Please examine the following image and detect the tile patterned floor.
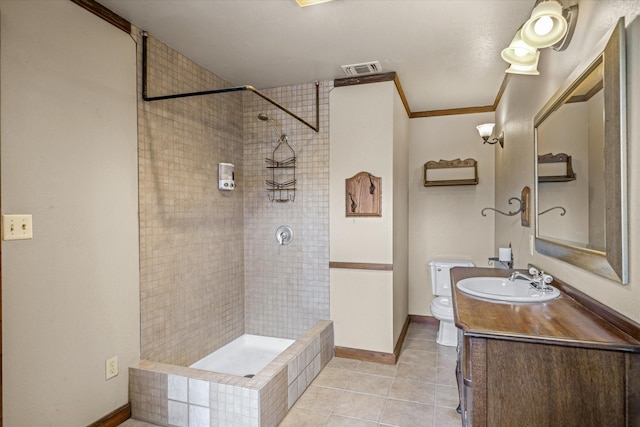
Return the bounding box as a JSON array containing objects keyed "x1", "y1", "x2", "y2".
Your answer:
[
  {"x1": 120, "y1": 321, "x2": 461, "y2": 427},
  {"x1": 279, "y1": 321, "x2": 461, "y2": 427}
]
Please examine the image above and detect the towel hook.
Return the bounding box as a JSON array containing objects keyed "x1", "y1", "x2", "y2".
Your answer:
[
  {"x1": 539, "y1": 206, "x2": 567, "y2": 216},
  {"x1": 481, "y1": 186, "x2": 530, "y2": 227},
  {"x1": 481, "y1": 197, "x2": 525, "y2": 217}
]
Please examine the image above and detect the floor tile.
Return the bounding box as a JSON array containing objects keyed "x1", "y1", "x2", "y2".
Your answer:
[
  {"x1": 436, "y1": 347, "x2": 458, "y2": 369},
  {"x1": 278, "y1": 321, "x2": 462, "y2": 426},
  {"x1": 388, "y1": 378, "x2": 436, "y2": 405},
  {"x1": 434, "y1": 405, "x2": 463, "y2": 427},
  {"x1": 119, "y1": 421, "x2": 162, "y2": 427},
  {"x1": 343, "y1": 372, "x2": 393, "y2": 396},
  {"x1": 279, "y1": 407, "x2": 330, "y2": 426},
  {"x1": 395, "y1": 362, "x2": 437, "y2": 384},
  {"x1": 356, "y1": 360, "x2": 397, "y2": 377},
  {"x1": 327, "y1": 357, "x2": 361, "y2": 371},
  {"x1": 294, "y1": 385, "x2": 344, "y2": 412},
  {"x1": 397, "y1": 348, "x2": 437, "y2": 365},
  {"x1": 380, "y1": 398, "x2": 434, "y2": 427},
  {"x1": 332, "y1": 391, "x2": 386, "y2": 421},
  {"x1": 435, "y1": 384, "x2": 459, "y2": 408},
  {"x1": 436, "y1": 366, "x2": 457, "y2": 386},
  {"x1": 323, "y1": 415, "x2": 380, "y2": 426},
  {"x1": 402, "y1": 338, "x2": 439, "y2": 352},
  {"x1": 313, "y1": 367, "x2": 356, "y2": 389}
]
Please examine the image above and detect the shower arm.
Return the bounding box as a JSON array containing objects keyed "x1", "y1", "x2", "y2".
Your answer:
[{"x1": 141, "y1": 31, "x2": 319, "y2": 133}]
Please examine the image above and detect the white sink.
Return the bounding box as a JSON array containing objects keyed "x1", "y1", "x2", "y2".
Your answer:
[{"x1": 456, "y1": 277, "x2": 560, "y2": 303}]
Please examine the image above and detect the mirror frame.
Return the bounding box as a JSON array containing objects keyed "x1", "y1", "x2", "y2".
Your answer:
[{"x1": 534, "y1": 18, "x2": 628, "y2": 284}]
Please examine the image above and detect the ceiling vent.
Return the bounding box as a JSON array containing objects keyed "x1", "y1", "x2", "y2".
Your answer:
[{"x1": 341, "y1": 61, "x2": 382, "y2": 77}]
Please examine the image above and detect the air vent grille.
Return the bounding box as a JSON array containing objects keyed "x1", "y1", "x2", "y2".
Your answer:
[{"x1": 341, "y1": 61, "x2": 382, "y2": 77}]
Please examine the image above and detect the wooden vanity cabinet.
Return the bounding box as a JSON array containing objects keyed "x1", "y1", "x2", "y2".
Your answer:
[{"x1": 452, "y1": 267, "x2": 640, "y2": 427}]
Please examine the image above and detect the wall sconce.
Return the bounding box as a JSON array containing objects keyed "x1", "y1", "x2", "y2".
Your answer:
[{"x1": 476, "y1": 123, "x2": 504, "y2": 148}]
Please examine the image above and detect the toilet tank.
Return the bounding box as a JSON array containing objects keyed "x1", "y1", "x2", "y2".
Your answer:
[{"x1": 429, "y1": 259, "x2": 475, "y2": 296}]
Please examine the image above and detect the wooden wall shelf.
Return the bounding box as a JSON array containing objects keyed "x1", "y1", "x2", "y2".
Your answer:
[
  {"x1": 423, "y1": 158, "x2": 478, "y2": 187},
  {"x1": 538, "y1": 153, "x2": 576, "y2": 182}
]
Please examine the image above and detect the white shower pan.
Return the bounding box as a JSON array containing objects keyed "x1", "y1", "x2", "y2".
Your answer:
[{"x1": 190, "y1": 334, "x2": 294, "y2": 377}]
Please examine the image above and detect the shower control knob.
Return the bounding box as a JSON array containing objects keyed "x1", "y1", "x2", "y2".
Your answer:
[{"x1": 275, "y1": 225, "x2": 293, "y2": 245}]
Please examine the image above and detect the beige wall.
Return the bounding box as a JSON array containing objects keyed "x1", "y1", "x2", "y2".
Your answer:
[
  {"x1": 392, "y1": 88, "x2": 410, "y2": 345},
  {"x1": 1, "y1": 1, "x2": 139, "y2": 424},
  {"x1": 329, "y1": 81, "x2": 408, "y2": 353},
  {"x1": 408, "y1": 113, "x2": 496, "y2": 316},
  {"x1": 496, "y1": 1, "x2": 640, "y2": 322},
  {"x1": 330, "y1": 83, "x2": 395, "y2": 264}
]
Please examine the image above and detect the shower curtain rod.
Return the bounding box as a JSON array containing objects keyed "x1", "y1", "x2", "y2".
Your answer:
[{"x1": 141, "y1": 32, "x2": 319, "y2": 133}]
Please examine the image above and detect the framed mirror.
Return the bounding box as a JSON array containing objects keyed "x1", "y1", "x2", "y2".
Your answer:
[{"x1": 534, "y1": 18, "x2": 628, "y2": 284}]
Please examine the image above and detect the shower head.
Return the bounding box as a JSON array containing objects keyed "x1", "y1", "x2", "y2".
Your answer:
[{"x1": 258, "y1": 112, "x2": 285, "y2": 140}]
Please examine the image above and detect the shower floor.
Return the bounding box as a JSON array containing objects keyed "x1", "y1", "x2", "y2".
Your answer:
[{"x1": 189, "y1": 334, "x2": 294, "y2": 377}]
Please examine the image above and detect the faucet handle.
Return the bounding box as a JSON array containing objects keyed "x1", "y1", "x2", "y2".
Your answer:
[
  {"x1": 528, "y1": 267, "x2": 539, "y2": 277},
  {"x1": 542, "y1": 273, "x2": 553, "y2": 284}
]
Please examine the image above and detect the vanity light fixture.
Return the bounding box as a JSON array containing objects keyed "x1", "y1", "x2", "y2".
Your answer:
[
  {"x1": 476, "y1": 123, "x2": 504, "y2": 148},
  {"x1": 505, "y1": 50, "x2": 540, "y2": 75},
  {"x1": 501, "y1": 1, "x2": 578, "y2": 74},
  {"x1": 295, "y1": 0, "x2": 334, "y2": 7},
  {"x1": 501, "y1": 30, "x2": 541, "y2": 75},
  {"x1": 521, "y1": 0, "x2": 568, "y2": 49}
]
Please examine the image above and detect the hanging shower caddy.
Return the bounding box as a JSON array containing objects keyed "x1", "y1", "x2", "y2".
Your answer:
[{"x1": 266, "y1": 135, "x2": 296, "y2": 202}]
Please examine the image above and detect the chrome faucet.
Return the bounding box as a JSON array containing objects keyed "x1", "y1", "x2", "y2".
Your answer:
[{"x1": 509, "y1": 267, "x2": 554, "y2": 291}]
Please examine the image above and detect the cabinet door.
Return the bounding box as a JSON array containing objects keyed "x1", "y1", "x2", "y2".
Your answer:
[{"x1": 486, "y1": 340, "x2": 625, "y2": 426}]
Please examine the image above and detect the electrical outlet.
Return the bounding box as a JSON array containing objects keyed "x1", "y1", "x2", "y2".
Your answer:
[
  {"x1": 2, "y1": 214, "x2": 33, "y2": 240},
  {"x1": 106, "y1": 355, "x2": 118, "y2": 380}
]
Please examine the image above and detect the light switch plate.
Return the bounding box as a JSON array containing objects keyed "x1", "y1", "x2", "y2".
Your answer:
[{"x1": 2, "y1": 214, "x2": 33, "y2": 240}]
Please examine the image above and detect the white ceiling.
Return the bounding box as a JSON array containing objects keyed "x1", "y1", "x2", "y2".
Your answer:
[{"x1": 99, "y1": 0, "x2": 535, "y2": 112}]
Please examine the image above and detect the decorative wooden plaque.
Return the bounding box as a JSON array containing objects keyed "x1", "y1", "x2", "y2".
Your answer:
[
  {"x1": 345, "y1": 172, "x2": 382, "y2": 217},
  {"x1": 423, "y1": 158, "x2": 478, "y2": 187}
]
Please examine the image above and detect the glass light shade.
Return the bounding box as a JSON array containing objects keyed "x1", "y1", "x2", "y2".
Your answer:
[
  {"x1": 296, "y1": 0, "x2": 333, "y2": 6},
  {"x1": 501, "y1": 31, "x2": 538, "y2": 67},
  {"x1": 505, "y1": 50, "x2": 540, "y2": 75},
  {"x1": 476, "y1": 123, "x2": 495, "y2": 138},
  {"x1": 521, "y1": 1, "x2": 568, "y2": 48}
]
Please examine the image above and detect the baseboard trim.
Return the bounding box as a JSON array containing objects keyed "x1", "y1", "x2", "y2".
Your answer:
[
  {"x1": 393, "y1": 316, "x2": 411, "y2": 362},
  {"x1": 87, "y1": 403, "x2": 131, "y2": 427},
  {"x1": 334, "y1": 346, "x2": 396, "y2": 365},
  {"x1": 409, "y1": 315, "x2": 439, "y2": 325},
  {"x1": 335, "y1": 316, "x2": 412, "y2": 365}
]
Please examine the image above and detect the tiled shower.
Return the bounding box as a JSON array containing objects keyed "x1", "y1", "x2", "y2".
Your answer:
[{"x1": 137, "y1": 30, "x2": 331, "y2": 367}]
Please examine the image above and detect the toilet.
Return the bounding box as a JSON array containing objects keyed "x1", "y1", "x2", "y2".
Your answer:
[{"x1": 429, "y1": 259, "x2": 475, "y2": 346}]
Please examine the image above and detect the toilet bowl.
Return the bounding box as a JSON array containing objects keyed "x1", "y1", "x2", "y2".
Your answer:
[
  {"x1": 429, "y1": 259, "x2": 475, "y2": 347},
  {"x1": 430, "y1": 297, "x2": 457, "y2": 346}
]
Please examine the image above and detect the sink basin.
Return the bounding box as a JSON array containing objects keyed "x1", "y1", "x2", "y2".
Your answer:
[{"x1": 456, "y1": 277, "x2": 560, "y2": 303}]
